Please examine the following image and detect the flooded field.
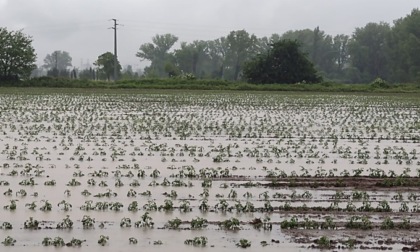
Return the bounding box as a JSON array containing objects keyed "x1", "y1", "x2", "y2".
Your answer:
[{"x1": 0, "y1": 89, "x2": 419, "y2": 251}]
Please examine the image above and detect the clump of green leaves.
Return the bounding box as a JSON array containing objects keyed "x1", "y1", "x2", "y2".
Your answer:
[
  {"x1": 236, "y1": 239, "x2": 251, "y2": 248},
  {"x1": 345, "y1": 215, "x2": 372, "y2": 230},
  {"x1": 184, "y1": 236, "x2": 207, "y2": 246},
  {"x1": 317, "y1": 236, "x2": 331, "y2": 249},
  {"x1": 191, "y1": 217, "x2": 208, "y2": 229},
  {"x1": 2, "y1": 236, "x2": 16, "y2": 246},
  {"x1": 220, "y1": 218, "x2": 240, "y2": 230},
  {"x1": 380, "y1": 216, "x2": 394, "y2": 229}
]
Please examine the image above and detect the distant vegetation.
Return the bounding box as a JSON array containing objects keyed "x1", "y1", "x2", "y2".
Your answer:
[
  {"x1": 1, "y1": 8, "x2": 420, "y2": 85},
  {"x1": 243, "y1": 40, "x2": 322, "y2": 84},
  {"x1": 1, "y1": 76, "x2": 418, "y2": 93}
]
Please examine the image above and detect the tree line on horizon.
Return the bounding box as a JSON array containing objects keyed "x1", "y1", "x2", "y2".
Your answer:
[
  {"x1": 1, "y1": 8, "x2": 419, "y2": 84},
  {"x1": 134, "y1": 8, "x2": 420, "y2": 84}
]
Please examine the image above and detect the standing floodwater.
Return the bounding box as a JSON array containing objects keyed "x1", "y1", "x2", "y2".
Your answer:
[{"x1": 0, "y1": 89, "x2": 419, "y2": 251}]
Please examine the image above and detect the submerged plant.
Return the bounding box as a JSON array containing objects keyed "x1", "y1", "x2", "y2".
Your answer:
[
  {"x1": 250, "y1": 216, "x2": 272, "y2": 231},
  {"x1": 3, "y1": 188, "x2": 12, "y2": 196},
  {"x1": 129, "y1": 237, "x2": 138, "y2": 244},
  {"x1": 127, "y1": 189, "x2": 137, "y2": 197},
  {"x1": 1, "y1": 222, "x2": 12, "y2": 230},
  {"x1": 66, "y1": 178, "x2": 81, "y2": 186},
  {"x1": 120, "y1": 217, "x2": 132, "y2": 227},
  {"x1": 1, "y1": 236, "x2": 16, "y2": 246},
  {"x1": 51, "y1": 237, "x2": 65, "y2": 247},
  {"x1": 220, "y1": 217, "x2": 240, "y2": 231},
  {"x1": 56, "y1": 215, "x2": 73, "y2": 229},
  {"x1": 134, "y1": 212, "x2": 154, "y2": 228},
  {"x1": 3, "y1": 199, "x2": 18, "y2": 210},
  {"x1": 109, "y1": 202, "x2": 123, "y2": 211},
  {"x1": 128, "y1": 200, "x2": 139, "y2": 211},
  {"x1": 236, "y1": 239, "x2": 251, "y2": 248},
  {"x1": 159, "y1": 199, "x2": 174, "y2": 211},
  {"x1": 143, "y1": 200, "x2": 157, "y2": 211},
  {"x1": 24, "y1": 217, "x2": 39, "y2": 229},
  {"x1": 42, "y1": 237, "x2": 53, "y2": 246},
  {"x1": 191, "y1": 217, "x2": 208, "y2": 229},
  {"x1": 321, "y1": 216, "x2": 335, "y2": 230},
  {"x1": 153, "y1": 240, "x2": 163, "y2": 245},
  {"x1": 68, "y1": 238, "x2": 85, "y2": 246},
  {"x1": 15, "y1": 189, "x2": 27, "y2": 197},
  {"x1": 215, "y1": 199, "x2": 231, "y2": 212},
  {"x1": 281, "y1": 216, "x2": 299, "y2": 229},
  {"x1": 345, "y1": 215, "x2": 372, "y2": 230},
  {"x1": 179, "y1": 199, "x2": 191, "y2": 212},
  {"x1": 165, "y1": 217, "x2": 182, "y2": 229},
  {"x1": 57, "y1": 200, "x2": 72, "y2": 211},
  {"x1": 97, "y1": 235, "x2": 109, "y2": 246},
  {"x1": 184, "y1": 236, "x2": 208, "y2": 246},
  {"x1": 81, "y1": 215, "x2": 95, "y2": 228},
  {"x1": 40, "y1": 200, "x2": 52, "y2": 211},
  {"x1": 317, "y1": 236, "x2": 331, "y2": 249},
  {"x1": 380, "y1": 216, "x2": 394, "y2": 230}
]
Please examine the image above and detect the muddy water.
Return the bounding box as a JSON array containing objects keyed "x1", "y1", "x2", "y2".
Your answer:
[{"x1": 0, "y1": 90, "x2": 419, "y2": 251}]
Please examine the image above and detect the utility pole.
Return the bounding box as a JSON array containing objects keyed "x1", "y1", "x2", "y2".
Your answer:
[
  {"x1": 55, "y1": 51, "x2": 58, "y2": 77},
  {"x1": 111, "y1": 19, "x2": 119, "y2": 82},
  {"x1": 55, "y1": 51, "x2": 58, "y2": 70}
]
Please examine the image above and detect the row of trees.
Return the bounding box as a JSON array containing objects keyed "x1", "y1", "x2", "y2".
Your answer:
[
  {"x1": 350, "y1": 9, "x2": 420, "y2": 83},
  {"x1": 134, "y1": 30, "x2": 346, "y2": 81},
  {"x1": 137, "y1": 32, "x2": 261, "y2": 81},
  {"x1": 136, "y1": 9, "x2": 420, "y2": 83},
  {"x1": 1, "y1": 8, "x2": 419, "y2": 83},
  {"x1": 30, "y1": 50, "x2": 138, "y2": 81}
]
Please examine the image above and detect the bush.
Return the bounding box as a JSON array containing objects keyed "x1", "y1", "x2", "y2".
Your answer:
[
  {"x1": 243, "y1": 40, "x2": 322, "y2": 84},
  {"x1": 370, "y1": 78, "x2": 390, "y2": 89}
]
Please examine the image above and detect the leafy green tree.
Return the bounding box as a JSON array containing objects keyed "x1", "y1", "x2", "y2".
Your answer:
[
  {"x1": 332, "y1": 34, "x2": 350, "y2": 73},
  {"x1": 256, "y1": 34, "x2": 281, "y2": 54},
  {"x1": 0, "y1": 27, "x2": 36, "y2": 80},
  {"x1": 94, "y1": 52, "x2": 121, "y2": 81},
  {"x1": 281, "y1": 29, "x2": 315, "y2": 54},
  {"x1": 312, "y1": 27, "x2": 335, "y2": 75},
  {"x1": 164, "y1": 61, "x2": 180, "y2": 77},
  {"x1": 207, "y1": 38, "x2": 229, "y2": 79},
  {"x1": 136, "y1": 34, "x2": 178, "y2": 77},
  {"x1": 225, "y1": 30, "x2": 258, "y2": 80},
  {"x1": 174, "y1": 42, "x2": 194, "y2": 74},
  {"x1": 174, "y1": 40, "x2": 209, "y2": 77},
  {"x1": 388, "y1": 8, "x2": 420, "y2": 82},
  {"x1": 348, "y1": 22, "x2": 391, "y2": 82},
  {"x1": 280, "y1": 28, "x2": 338, "y2": 80},
  {"x1": 43, "y1": 50, "x2": 72, "y2": 77},
  {"x1": 243, "y1": 40, "x2": 322, "y2": 84},
  {"x1": 206, "y1": 33, "x2": 278, "y2": 80}
]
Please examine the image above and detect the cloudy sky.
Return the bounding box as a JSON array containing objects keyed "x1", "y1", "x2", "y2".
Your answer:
[{"x1": 1, "y1": 0, "x2": 418, "y2": 71}]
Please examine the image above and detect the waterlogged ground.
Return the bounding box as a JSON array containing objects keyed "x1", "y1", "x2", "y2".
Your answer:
[{"x1": 0, "y1": 89, "x2": 419, "y2": 251}]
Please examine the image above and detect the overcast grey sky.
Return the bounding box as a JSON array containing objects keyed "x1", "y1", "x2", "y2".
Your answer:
[{"x1": 1, "y1": 0, "x2": 418, "y2": 71}]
